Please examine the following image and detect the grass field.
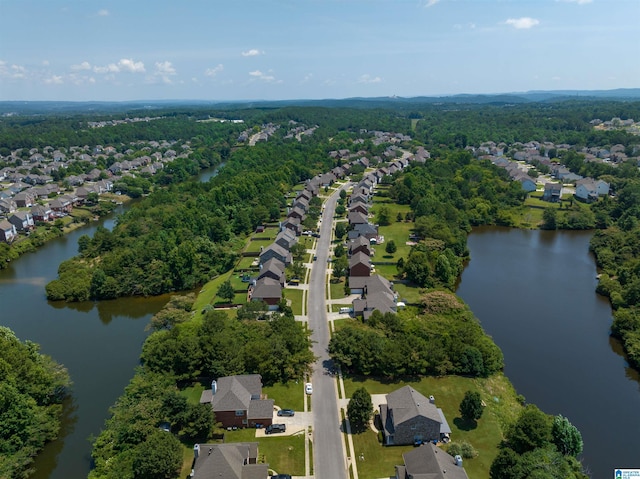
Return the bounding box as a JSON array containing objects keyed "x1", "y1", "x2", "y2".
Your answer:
[
  {"x1": 329, "y1": 279, "x2": 348, "y2": 300},
  {"x1": 284, "y1": 288, "x2": 304, "y2": 315},
  {"x1": 263, "y1": 381, "x2": 305, "y2": 411},
  {"x1": 391, "y1": 283, "x2": 423, "y2": 305},
  {"x1": 351, "y1": 430, "x2": 413, "y2": 479},
  {"x1": 343, "y1": 374, "x2": 522, "y2": 479},
  {"x1": 245, "y1": 238, "x2": 273, "y2": 253},
  {"x1": 376, "y1": 221, "x2": 415, "y2": 261},
  {"x1": 224, "y1": 428, "x2": 306, "y2": 476},
  {"x1": 236, "y1": 256, "x2": 259, "y2": 270}
]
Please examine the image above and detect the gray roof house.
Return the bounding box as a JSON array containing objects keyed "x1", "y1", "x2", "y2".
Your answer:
[
  {"x1": 380, "y1": 386, "x2": 451, "y2": 446},
  {"x1": 542, "y1": 182, "x2": 562, "y2": 202},
  {"x1": 274, "y1": 229, "x2": 297, "y2": 251},
  {"x1": 257, "y1": 258, "x2": 286, "y2": 287},
  {"x1": 348, "y1": 210, "x2": 369, "y2": 226},
  {"x1": 8, "y1": 211, "x2": 34, "y2": 231},
  {"x1": 191, "y1": 442, "x2": 268, "y2": 479},
  {"x1": 395, "y1": 443, "x2": 469, "y2": 479},
  {"x1": 250, "y1": 277, "x2": 283, "y2": 308},
  {"x1": 200, "y1": 375, "x2": 274, "y2": 429},
  {"x1": 259, "y1": 243, "x2": 292, "y2": 266}
]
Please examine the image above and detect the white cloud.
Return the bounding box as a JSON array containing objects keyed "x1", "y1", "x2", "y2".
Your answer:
[
  {"x1": 93, "y1": 58, "x2": 145, "y2": 74},
  {"x1": 118, "y1": 58, "x2": 145, "y2": 73},
  {"x1": 205, "y1": 64, "x2": 224, "y2": 77},
  {"x1": 98, "y1": 9, "x2": 109, "y2": 16},
  {"x1": 42, "y1": 60, "x2": 50, "y2": 66},
  {"x1": 358, "y1": 74, "x2": 382, "y2": 84},
  {"x1": 1, "y1": 62, "x2": 28, "y2": 79},
  {"x1": 423, "y1": 0, "x2": 440, "y2": 7},
  {"x1": 44, "y1": 75, "x2": 63, "y2": 85},
  {"x1": 153, "y1": 61, "x2": 177, "y2": 84},
  {"x1": 504, "y1": 17, "x2": 540, "y2": 29},
  {"x1": 301, "y1": 73, "x2": 313, "y2": 83},
  {"x1": 557, "y1": 0, "x2": 592, "y2": 4},
  {"x1": 241, "y1": 49, "x2": 264, "y2": 57},
  {"x1": 249, "y1": 70, "x2": 279, "y2": 82},
  {"x1": 71, "y1": 61, "x2": 92, "y2": 71}
]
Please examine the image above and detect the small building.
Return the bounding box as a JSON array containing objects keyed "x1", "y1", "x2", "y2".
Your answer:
[
  {"x1": 349, "y1": 251, "x2": 371, "y2": 277},
  {"x1": 249, "y1": 277, "x2": 282, "y2": 309},
  {"x1": 0, "y1": 219, "x2": 17, "y2": 243}
]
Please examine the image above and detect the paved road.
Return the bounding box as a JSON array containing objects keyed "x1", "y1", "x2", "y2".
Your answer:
[{"x1": 308, "y1": 186, "x2": 347, "y2": 479}]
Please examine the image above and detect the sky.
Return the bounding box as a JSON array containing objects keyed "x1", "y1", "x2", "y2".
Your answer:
[{"x1": 0, "y1": 0, "x2": 638, "y2": 102}]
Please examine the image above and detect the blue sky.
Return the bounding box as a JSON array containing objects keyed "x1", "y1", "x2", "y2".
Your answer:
[{"x1": 0, "y1": 0, "x2": 638, "y2": 101}]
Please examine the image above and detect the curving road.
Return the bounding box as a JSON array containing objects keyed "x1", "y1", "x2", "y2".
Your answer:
[{"x1": 308, "y1": 185, "x2": 348, "y2": 479}]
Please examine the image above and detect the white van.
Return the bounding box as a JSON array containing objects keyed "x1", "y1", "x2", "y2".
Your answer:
[{"x1": 339, "y1": 307, "x2": 352, "y2": 314}]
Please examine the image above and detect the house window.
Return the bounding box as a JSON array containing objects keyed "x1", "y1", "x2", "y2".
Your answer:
[{"x1": 235, "y1": 410, "x2": 245, "y2": 416}]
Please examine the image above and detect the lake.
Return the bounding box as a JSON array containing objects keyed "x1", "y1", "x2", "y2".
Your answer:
[{"x1": 457, "y1": 227, "x2": 640, "y2": 478}]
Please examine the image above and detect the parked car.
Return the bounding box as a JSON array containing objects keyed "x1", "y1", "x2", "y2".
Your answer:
[
  {"x1": 265, "y1": 423, "x2": 286, "y2": 434},
  {"x1": 305, "y1": 382, "x2": 313, "y2": 395},
  {"x1": 277, "y1": 409, "x2": 295, "y2": 417},
  {"x1": 271, "y1": 475, "x2": 292, "y2": 479}
]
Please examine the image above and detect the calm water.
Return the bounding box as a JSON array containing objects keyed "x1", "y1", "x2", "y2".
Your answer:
[
  {"x1": 0, "y1": 165, "x2": 222, "y2": 478},
  {"x1": 457, "y1": 227, "x2": 640, "y2": 478}
]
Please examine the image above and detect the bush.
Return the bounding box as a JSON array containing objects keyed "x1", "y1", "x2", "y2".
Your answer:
[{"x1": 447, "y1": 441, "x2": 478, "y2": 459}]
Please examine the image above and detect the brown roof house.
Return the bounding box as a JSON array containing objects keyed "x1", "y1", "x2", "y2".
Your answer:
[
  {"x1": 395, "y1": 443, "x2": 469, "y2": 479},
  {"x1": 348, "y1": 236, "x2": 371, "y2": 257},
  {"x1": 380, "y1": 386, "x2": 451, "y2": 446},
  {"x1": 190, "y1": 442, "x2": 268, "y2": 479},
  {"x1": 349, "y1": 251, "x2": 371, "y2": 277},
  {"x1": 200, "y1": 375, "x2": 274, "y2": 429}
]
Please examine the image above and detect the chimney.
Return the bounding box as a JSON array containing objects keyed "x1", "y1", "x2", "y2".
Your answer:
[
  {"x1": 211, "y1": 380, "x2": 217, "y2": 395},
  {"x1": 194, "y1": 444, "x2": 200, "y2": 459},
  {"x1": 429, "y1": 395, "x2": 435, "y2": 404},
  {"x1": 455, "y1": 455, "x2": 463, "y2": 467}
]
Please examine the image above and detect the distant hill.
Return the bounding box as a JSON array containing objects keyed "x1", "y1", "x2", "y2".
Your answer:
[{"x1": 1, "y1": 89, "x2": 639, "y2": 115}]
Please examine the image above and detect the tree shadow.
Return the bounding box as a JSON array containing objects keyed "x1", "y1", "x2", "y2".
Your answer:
[{"x1": 453, "y1": 417, "x2": 478, "y2": 431}]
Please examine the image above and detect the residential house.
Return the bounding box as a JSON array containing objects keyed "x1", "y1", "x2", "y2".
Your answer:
[
  {"x1": 199, "y1": 375, "x2": 274, "y2": 428},
  {"x1": 259, "y1": 243, "x2": 292, "y2": 266},
  {"x1": 575, "y1": 178, "x2": 610, "y2": 201},
  {"x1": 348, "y1": 210, "x2": 369, "y2": 226},
  {"x1": 348, "y1": 203, "x2": 369, "y2": 216},
  {"x1": 14, "y1": 191, "x2": 36, "y2": 208},
  {"x1": 31, "y1": 204, "x2": 54, "y2": 222},
  {"x1": 249, "y1": 277, "x2": 282, "y2": 309},
  {"x1": 8, "y1": 211, "x2": 34, "y2": 232},
  {"x1": 0, "y1": 199, "x2": 17, "y2": 214},
  {"x1": 274, "y1": 229, "x2": 297, "y2": 251},
  {"x1": 190, "y1": 442, "x2": 268, "y2": 479},
  {"x1": 380, "y1": 386, "x2": 451, "y2": 446},
  {"x1": 542, "y1": 183, "x2": 562, "y2": 202},
  {"x1": 514, "y1": 173, "x2": 537, "y2": 192},
  {"x1": 49, "y1": 196, "x2": 72, "y2": 214},
  {"x1": 281, "y1": 217, "x2": 302, "y2": 236},
  {"x1": 348, "y1": 223, "x2": 378, "y2": 242},
  {"x1": 395, "y1": 443, "x2": 468, "y2": 479},
  {"x1": 287, "y1": 206, "x2": 306, "y2": 221},
  {"x1": 350, "y1": 275, "x2": 397, "y2": 319},
  {"x1": 257, "y1": 258, "x2": 286, "y2": 287},
  {"x1": 349, "y1": 251, "x2": 371, "y2": 277},
  {"x1": 348, "y1": 236, "x2": 371, "y2": 257},
  {"x1": 0, "y1": 219, "x2": 17, "y2": 243}
]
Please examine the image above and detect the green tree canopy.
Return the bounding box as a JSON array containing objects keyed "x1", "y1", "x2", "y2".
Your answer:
[
  {"x1": 459, "y1": 390, "x2": 484, "y2": 422},
  {"x1": 347, "y1": 387, "x2": 373, "y2": 433}
]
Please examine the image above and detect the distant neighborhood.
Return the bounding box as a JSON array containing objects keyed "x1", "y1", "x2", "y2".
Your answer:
[{"x1": 0, "y1": 139, "x2": 193, "y2": 243}]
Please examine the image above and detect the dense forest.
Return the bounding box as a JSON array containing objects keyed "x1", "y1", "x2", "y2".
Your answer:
[{"x1": 0, "y1": 327, "x2": 71, "y2": 479}]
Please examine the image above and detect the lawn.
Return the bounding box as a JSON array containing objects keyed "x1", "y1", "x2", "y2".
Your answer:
[
  {"x1": 263, "y1": 381, "x2": 305, "y2": 411},
  {"x1": 375, "y1": 221, "x2": 415, "y2": 261},
  {"x1": 329, "y1": 279, "x2": 348, "y2": 300},
  {"x1": 224, "y1": 429, "x2": 306, "y2": 476},
  {"x1": 371, "y1": 263, "x2": 399, "y2": 280},
  {"x1": 351, "y1": 429, "x2": 413, "y2": 479},
  {"x1": 284, "y1": 288, "x2": 304, "y2": 315},
  {"x1": 192, "y1": 271, "x2": 234, "y2": 319},
  {"x1": 342, "y1": 374, "x2": 522, "y2": 479},
  {"x1": 391, "y1": 282, "x2": 423, "y2": 305},
  {"x1": 245, "y1": 238, "x2": 272, "y2": 253},
  {"x1": 180, "y1": 383, "x2": 205, "y2": 405},
  {"x1": 236, "y1": 256, "x2": 259, "y2": 270}
]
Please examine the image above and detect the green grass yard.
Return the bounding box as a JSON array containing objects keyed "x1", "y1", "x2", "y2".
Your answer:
[
  {"x1": 343, "y1": 374, "x2": 522, "y2": 479},
  {"x1": 284, "y1": 288, "x2": 304, "y2": 315},
  {"x1": 263, "y1": 382, "x2": 305, "y2": 411},
  {"x1": 329, "y1": 279, "x2": 348, "y2": 300}
]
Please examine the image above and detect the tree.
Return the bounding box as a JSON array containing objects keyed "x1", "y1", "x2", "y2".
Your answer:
[
  {"x1": 217, "y1": 280, "x2": 235, "y2": 303},
  {"x1": 335, "y1": 222, "x2": 347, "y2": 240},
  {"x1": 132, "y1": 430, "x2": 182, "y2": 479},
  {"x1": 459, "y1": 390, "x2": 483, "y2": 421},
  {"x1": 340, "y1": 189, "x2": 347, "y2": 200},
  {"x1": 396, "y1": 212, "x2": 403, "y2": 222},
  {"x1": 542, "y1": 207, "x2": 557, "y2": 230},
  {"x1": 551, "y1": 415, "x2": 583, "y2": 457},
  {"x1": 332, "y1": 256, "x2": 349, "y2": 280},
  {"x1": 290, "y1": 242, "x2": 307, "y2": 261},
  {"x1": 347, "y1": 387, "x2": 373, "y2": 433},
  {"x1": 506, "y1": 404, "x2": 553, "y2": 454},
  {"x1": 334, "y1": 243, "x2": 345, "y2": 258},
  {"x1": 377, "y1": 205, "x2": 391, "y2": 226},
  {"x1": 385, "y1": 240, "x2": 397, "y2": 255}
]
